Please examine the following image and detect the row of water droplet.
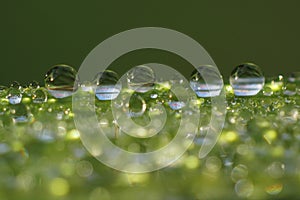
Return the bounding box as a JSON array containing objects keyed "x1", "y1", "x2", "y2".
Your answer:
[{"x1": 1, "y1": 63, "x2": 299, "y2": 104}]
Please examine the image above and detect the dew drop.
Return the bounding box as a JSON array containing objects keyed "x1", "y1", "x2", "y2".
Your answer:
[
  {"x1": 10, "y1": 104, "x2": 30, "y2": 123},
  {"x1": 7, "y1": 88, "x2": 22, "y2": 104},
  {"x1": 231, "y1": 164, "x2": 248, "y2": 182},
  {"x1": 127, "y1": 65, "x2": 155, "y2": 93},
  {"x1": 94, "y1": 70, "x2": 121, "y2": 100},
  {"x1": 283, "y1": 83, "x2": 296, "y2": 96},
  {"x1": 230, "y1": 63, "x2": 265, "y2": 96},
  {"x1": 235, "y1": 179, "x2": 254, "y2": 198},
  {"x1": 10, "y1": 81, "x2": 22, "y2": 90},
  {"x1": 32, "y1": 88, "x2": 48, "y2": 103},
  {"x1": 168, "y1": 101, "x2": 186, "y2": 110},
  {"x1": 44, "y1": 64, "x2": 78, "y2": 98},
  {"x1": 263, "y1": 86, "x2": 273, "y2": 96},
  {"x1": 0, "y1": 85, "x2": 8, "y2": 98},
  {"x1": 29, "y1": 80, "x2": 40, "y2": 89},
  {"x1": 127, "y1": 94, "x2": 146, "y2": 117},
  {"x1": 288, "y1": 71, "x2": 300, "y2": 83},
  {"x1": 190, "y1": 65, "x2": 223, "y2": 97},
  {"x1": 265, "y1": 75, "x2": 284, "y2": 92}
]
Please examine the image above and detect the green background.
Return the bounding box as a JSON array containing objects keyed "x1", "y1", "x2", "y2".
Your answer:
[{"x1": 1, "y1": 0, "x2": 299, "y2": 86}]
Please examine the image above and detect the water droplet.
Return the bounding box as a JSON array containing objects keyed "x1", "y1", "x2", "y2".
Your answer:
[
  {"x1": 32, "y1": 88, "x2": 48, "y2": 103},
  {"x1": 127, "y1": 94, "x2": 147, "y2": 117},
  {"x1": 230, "y1": 63, "x2": 265, "y2": 96},
  {"x1": 265, "y1": 75, "x2": 284, "y2": 92},
  {"x1": 94, "y1": 70, "x2": 121, "y2": 100},
  {"x1": 7, "y1": 88, "x2": 22, "y2": 104},
  {"x1": 0, "y1": 85, "x2": 8, "y2": 98},
  {"x1": 10, "y1": 81, "x2": 22, "y2": 90},
  {"x1": 231, "y1": 164, "x2": 248, "y2": 182},
  {"x1": 288, "y1": 71, "x2": 300, "y2": 83},
  {"x1": 168, "y1": 101, "x2": 186, "y2": 110},
  {"x1": 190, "y1": 65, "x2": 223, "y2": 97},
  {"x1": 29, "y1": 80, "x2": 40, "y2": 89},
  {"x1": 127, "y1": 65, "x2": 155, "y2": 93},
  {"x1": 263, "y1": 86, "x2": 273, "y2": 96},
  {"x1": 267, "y1": 162, "x2": 285, "y2": 179},
  {"x1": 235, "y1": 179, "x2": 254, "y2": 198},
  {"x1": 283, "y1": 83, "x2": 296, "y2": 96},
  {"x1": 44, "y1": 64, "x2": 78, "y2": 98},
  {"x1": 10, "y1": 104, "x2": 30, "y2": 123}
]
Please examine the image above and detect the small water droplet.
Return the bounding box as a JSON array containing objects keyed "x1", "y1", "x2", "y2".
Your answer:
[
  {"x1": 127, "y1": 65, "x2": 155, "y2": 93},
  {"x1": 0, "y1": 85, "x2": 8, "y2": 98},
  {"x1": 10, "y1": 104, "x2": 30, "y2": 123},
  {"x1": 29, "y1": 80, "x2": 40, "y2": 89},
  {"x1": 230, "y1": 63, "x2": 265, "y2": 96},
  {"x1": 231, "y1": 164, "x2": 248, "y2": 182},
  {"x1": 168, "y1": 101, "x2": 186, "y2": 110},
  {"x1": 235, "y1": 179, "x2": 254, "y2": 198},
  {"x1": 44, "y1": 64, "x2": 78, "y2": 98},
  {"x1": 190, "y1": 65, "x2": 223, "y2": 97},
  {"x1": 127, "y1": 94, "x2": 147, "y2": 117},
  {"x1": 94, "y1": 70, "x2": 121, "y2": 100},
  {"x1": 263, "y1": 86, "x2": 273, "y2": 96},
  {"x1": 283, "y1": 83, "x2": 296, "y2": 96},
  {"x1": 288, "y1": 71, "x2": 300, "y2": 83},
  {"x1": 7, "y1": 88, "x2": 22, "y2": 104},
  {"x1": 10, "y1": 81, "x2": 22, "y2": 90},
  {"x1": 32, "y1": 88, "x2": 48, "y2": 103}
]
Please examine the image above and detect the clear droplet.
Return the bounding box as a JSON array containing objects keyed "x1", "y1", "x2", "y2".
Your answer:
[
  {"x1": 283, "y1": 83, "x2": 296, "y2": 96},
  {"x1": 10, "y1": 81, "x2": 22, "y2": 90},
  {"x1": 235, "y1": 179, "x2": 254, "y2": 198},
  {"x1": 230, "y1": 63, "x2": 265, "y2": 96},
  {"x1": 288, "y1": 72, "x2": 300, "y2": 83},
  {"x1": 127, "y1": 65, "x2": 155, "y2": 93},
  {"x1": 265, "y1": 75, "x2": 284, "y2": 92},
  {"x1": 44, "y1": 64, "x2": 78, "y2": 98},
  {"x1": 29, "y1": 80, "x2": 40, "y2": 89},
  {"x1": 7, "y1": 88, "x2": 22, "y2": 104},
  {"x1": 127, "y1": 94, "x2": 146, "y2": 117},
  {"x1": 263, "y1": 86, "x2": 273, "y2": 96},
  {"x1": 32, "y1": 88, "x2": 48, "y2": 103},
  {"x1": 231, "y1": 164, "x2": 248, "y2": 182},
  {"x1": 190, "y1": 65, "x2": 223, "y2": 97},
  {"x1": 94, "y1": 70, "x2": 121, "y2": 100},
  {"x1": 168, "y1": 101, "x2": 186, "y2": 110},
  {"x1": 10, "y1": 104, "x2": 30, "y2": 123},
  {"x1": 0, "y1": 85, "x2": 8, "y2": 98}
]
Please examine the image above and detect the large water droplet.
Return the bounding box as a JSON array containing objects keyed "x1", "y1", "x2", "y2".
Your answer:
[
  {"x1": 127, "y1": 65, "x2": 155, "y2": 93},
  {"x1": 230, "y1": 63, "x2": 265, "y2": 96},
  {"x1": 190, "y1": 65, "x2": 223, "y2": 97},
  {"x1": 44, "y1": 64, "x2": 78, "y2": 98},
  {"x1": 7, "y1": 88, "x2": 22, "y2": 104},
  {"x1": 94, "y1": 70, "x2": 121, "y2": 100},
  {"x1": 32, "y1": 88, "x2": 48, "y2": 103}
]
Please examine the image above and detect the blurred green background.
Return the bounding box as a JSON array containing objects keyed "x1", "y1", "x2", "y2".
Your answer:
[{"x1": 1, "y1": 0, "x2": 299, "y2": 85}]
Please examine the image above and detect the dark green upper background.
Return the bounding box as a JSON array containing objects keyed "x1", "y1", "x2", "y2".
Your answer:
[{"x1": 1, "y1": 0, "x2": 299, "y2": 85}]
